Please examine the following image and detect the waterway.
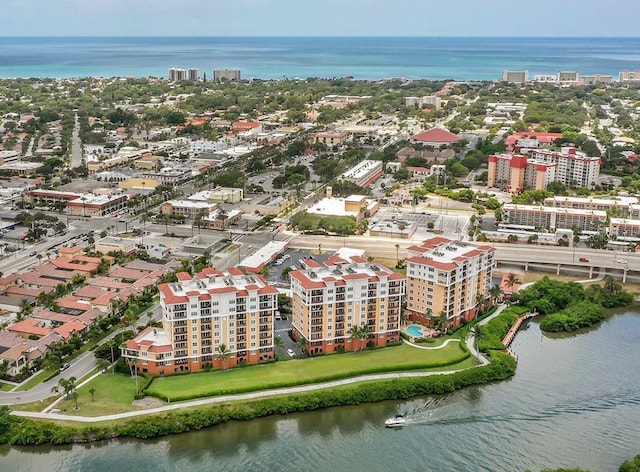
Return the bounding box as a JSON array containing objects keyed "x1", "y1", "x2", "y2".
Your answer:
[{"x1": 1, "y1": 310, "x2": 639, "y2": 472}]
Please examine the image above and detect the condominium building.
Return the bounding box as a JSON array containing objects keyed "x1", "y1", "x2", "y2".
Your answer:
[
  {"x1": 187, "y1": 68, "x2": 199, "y2": 81},
  {"x1": 168, "y1": 67, "x2": 188, "y2": 82},
  {"x1": 502, "y1": 70, "x2": 528, "y2": 83},
  {"x1": 405, "y1": 238, "x2": 495, "y2": 327},
  {"x1": 557, "y1": 71, "x2": 580, "y2": 84},
  {"x1": 530, "y1": 148, "x2": 601, "y2": 189},
  {"x1": 619, "y1": 70, "x2": 640, "y2": 82},
  {"x1": 488, "y1": 147, "x2": 601, "y2": 192},
  {"x1": 403, "y1": 95, "x2": 442, "y2": 109},
  {"x1": 544, "y1": 196, "x2": 640, "y2": 218},
  {"x1": 214, "y1": 69, "x2": 241, "y2": 81},
  {"x1": 122, "y1": 268, "x2": 278, "y2": 374},
  {"x1": 406, "y1": 237, "x2": 495, "y2": 326},
  {"x1": 609, "y1": 218, "x2": 640, "y2": 241},
  {"x1": 290, "y1": 254, "x2": 405, "y2": 354},
  {"x1": 502, "y1": 204, "x2": 607, "y2": 232}
]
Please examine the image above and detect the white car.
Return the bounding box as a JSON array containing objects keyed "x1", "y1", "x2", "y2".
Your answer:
[{"x1": 287, "y1": 349, "x2": 296, "y2": 357}]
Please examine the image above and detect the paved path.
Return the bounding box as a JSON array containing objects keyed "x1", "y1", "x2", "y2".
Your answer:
[
  {"x1": 13, "y1": 365, "x2": 476, "y2": 423},
  {"x1": 402, "y1": 338, "x2": 460, "y2": 350}
]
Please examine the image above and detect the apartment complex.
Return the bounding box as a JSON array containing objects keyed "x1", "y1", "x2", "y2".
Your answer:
[
  {"x1": 122, "y1": 268, "x2": 278, "y2": 374},
  {"x1": 403, "y1": 95, "x2": 442, "y2": 109},
  {"x1": 543, "y1": 196, "x2": 640, "y2": 218},
  {"x1": 609, "y1": 218, "x2": 640, "y2": 241},
  {"x1": 290, "y1": 254, "x2": 405, "y2": 354},
  {"x1": 502, "y1": 70, "x2": 528, "y2": 83},
  {"x1": 530, "y1": 148, "x2": 600, "y2": 189},
  {"x1": 488, "y1": 147, "x2": 601, "y2": 192},
  {"x1": 619, "y1": 70, "x2": 640, "y2": 82},
  {"x1": 214, "y1": 69, "x2": 241, "y2": 81},
  {"x1": 502, "y1": 204, "x2": 607, "y2": 232},
  {"x1": 405, "y1": 238, "x2": 495, "y2": 327}
]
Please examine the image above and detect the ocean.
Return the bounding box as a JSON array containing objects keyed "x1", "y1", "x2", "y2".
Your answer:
[{"x1": 0, "y1": 36, "x2": 639, "y2": 81}]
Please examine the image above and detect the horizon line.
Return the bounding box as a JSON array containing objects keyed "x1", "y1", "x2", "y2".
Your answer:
[{"x1": 1, "y1": 35, "x2": 640, "y2": 39}]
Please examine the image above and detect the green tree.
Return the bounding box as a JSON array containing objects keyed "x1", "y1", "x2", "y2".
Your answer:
[{"x1": 216, "y1": 343, "x2": 231, "y2": 370}]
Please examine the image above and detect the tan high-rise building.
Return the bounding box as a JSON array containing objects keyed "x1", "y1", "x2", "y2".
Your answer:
[
  {"x1": 122, "y1": 267, "x2": 278, "y2": 374},
  {"x1": 405, "y1": 238, "x2": 495, "y2": 327},
  {"x1": 290, "y1": 253, "x2": 405, "y2": 354}
]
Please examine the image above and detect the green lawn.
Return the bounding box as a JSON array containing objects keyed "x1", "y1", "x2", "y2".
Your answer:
[
  {"x1": 0, "y1": 381, "x2": 14, "y2": 392},
  {"x1": 16, "y1": 369, "x2": 55, "y2": 391},
  {"x1": 56, "y1": 373, "x2": 145, "y2": 417},
  {"x1": 148, "y1": 342, "x2": 470, "y2": 401}
]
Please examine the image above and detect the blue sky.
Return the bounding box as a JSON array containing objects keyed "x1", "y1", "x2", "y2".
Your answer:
[{"x1": 1, "y1": 0, "x2": 638, "y2": 37}]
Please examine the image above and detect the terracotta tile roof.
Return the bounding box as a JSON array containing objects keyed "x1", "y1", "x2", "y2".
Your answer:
[
  {"x1": 176, "y1": 272, "x2": 192, "y2": 281},
  {"x1": 109, "y1": 267, "x2": 147, "y2": 280},
  {"x1": 9, "y1": 319, "x2": 51, "y2": 337},
  {"x1": 412, "y1": 127, "x2": 461, "y2": 144},
  {"x1": 406, "y1": 256, "x2": 458, "y2": 271},
  {"x1": 74, "y1": 285, "x2": 107, "y2": 300},
  {"x1": 32, "y1": 310, "x2": 76, "y2": 324},
  {"x1": 54, "y1": 319, "x2": 87, "y2": 339}
]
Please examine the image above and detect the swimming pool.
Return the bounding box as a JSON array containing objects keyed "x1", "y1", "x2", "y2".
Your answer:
[{"x1": 406, "y1": 325, "x2": 424, "y2": 337}]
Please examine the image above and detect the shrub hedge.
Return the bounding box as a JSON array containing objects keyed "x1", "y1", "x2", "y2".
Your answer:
[
  {"x1": 477, "y1": 306, "x2": 529, "y2": 353},
  {"x1": 0, "y1": 352, "x2": 516, "y2": 446}
]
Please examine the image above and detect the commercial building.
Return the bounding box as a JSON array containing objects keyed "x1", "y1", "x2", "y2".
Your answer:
[
  {"x1": 290, "y1": 254, "x2": 405, "y2": 354},
  {"x1": 502, "y1": 204, "x2": 608, "y2": 232},
  {"x1": 160, "y1": 199, "x2": 219, "y2": 219},
  {"x1": 405, "y1": 237, "x2": 495, "y2": 327},
  {"x1": 122, "y1": 268, "x2": 278, "y2": 374},
  {"x1": 307, "y1": 193, "x2": 378, "y2": 221},
  {"x1": 411, "y1": 127, "x2": 462, "y2": 147},
  {"x1": 188, "y1": 188, "x2": 244, "y2": 204},
  {"x1": 502, "y1": 70, "x2": 528, "y2": 83},
  {"x1": 67, "y1": 193, "x2": 129, "y2": 217},
  {"x1": 142, "y1": 167, "x2": 192, "y2": 184},
  {"x1": 188, "y1": 68, "x2": 199, "y2": 81},
  {"x1": 311, "y1": 130, "x2": 350, "y2": 146},
  {"x1": 339, "y1": 160, "x2": 384, "y2": 188},
  {"x1": 214, "y1": 69, "x2": 241, "y2": 81}
]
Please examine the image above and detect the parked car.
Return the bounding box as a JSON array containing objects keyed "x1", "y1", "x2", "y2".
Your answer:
[
  {"x1": 579, "y1": 257, "x2": 590, "y2": 262},
  {"x1": 287, "y1": 349, "x2": 296, "y2": 357}
]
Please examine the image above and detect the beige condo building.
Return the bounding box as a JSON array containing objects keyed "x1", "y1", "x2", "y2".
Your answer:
[
  {"x1": 405, "y1": 238, "x2": 495, "y2": 327},
  {"x1": 122, "y1": 267, "x2": 278, "y2": 374},
  {"x1": 290, "y1": 253, "x2": 405, "y2": 354}
]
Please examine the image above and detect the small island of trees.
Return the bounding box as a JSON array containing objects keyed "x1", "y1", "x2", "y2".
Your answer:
[{"x1": 510, "y1": 276, "x2": 634, "y2": 333}]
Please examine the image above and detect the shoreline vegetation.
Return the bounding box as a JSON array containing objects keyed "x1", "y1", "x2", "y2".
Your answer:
[
  {"x1": 0, "y1": 299, "x2": 635, "y2": 446},
  {"x1": 511, "y1": 276, "x2": 634, "y2": 333},
  {"x1": 0, "y1": 307, "x2": 521, "y2": 446}
]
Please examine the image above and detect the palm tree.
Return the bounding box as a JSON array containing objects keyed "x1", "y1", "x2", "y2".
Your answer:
[
  {"x1": 348, "y1": 325, "x2": 361, "y2": 351},
  {"x1": 359, "y1": 324, "x2": 373, "y2": 351},
  {"x1": 274, "y1": 336, "x2": 285, "y2": 351},
  {"x1": 216, "y1": 343, "x2": 231, "y2": 370},
  {"x1": 97, "y1": 358, "x2": 111, "y2": 374},
  {"x1": 603, "y1": 276, "x2": 622, "y2": 296},
  {"x1": 71, "y1": 390, "x2": 79, "y2": 410},
  {"x1": 395, "y1": 243, "x2": 400, "y2": 264},
  {"x1": 505, "y1": 273, "x2": 520, "y2": 291},
  {"x1": 296, "y1": 337, "x2": 308, "y2": 357},
  {"x1": 88, "y1": 387, "x2": 96, "y2": 402},
  {"x1": 489, "y1": 284, "x2": 504, "y2": 305},
  {"x1": 435, "y1": 311, "x2": 449, "y2": 334},
  {"x1": 131, "y1": 358, "x2": 139, "y2": 394}
]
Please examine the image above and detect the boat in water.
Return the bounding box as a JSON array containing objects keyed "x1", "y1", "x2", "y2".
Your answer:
[{"x1": 385, "y1": 415, "x2": 406, "y2": 428}]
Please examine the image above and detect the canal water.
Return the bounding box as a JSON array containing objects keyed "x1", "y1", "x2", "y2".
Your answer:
[{"x1": 1, "y1": 310, "x2": 639, "y2": 472}]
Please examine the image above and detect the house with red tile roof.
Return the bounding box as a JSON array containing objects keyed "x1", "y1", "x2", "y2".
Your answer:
[{"x1": 8, "y1": 319, "x2": 52, "y2": 339}]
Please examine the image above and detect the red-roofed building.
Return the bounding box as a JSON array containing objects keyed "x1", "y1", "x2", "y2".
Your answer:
[
  {"x1": 9, "y1": 319, "x2": 52, "y2": 339},
  {"x1": 290, "y1": 255, "x2": 405, "y2": 354},
  {"x1": 123, "y1": 267, "x2": 277, "y2": 374},
  {"x1": 231, "y1": 121, "x2": 262, "y2": 134},
  {"x1": 405, "y1": 237, "x2": 495, "y2": 328},
  {"x1": 411, "y1": 127, "x2": 462, "y2": 147}
]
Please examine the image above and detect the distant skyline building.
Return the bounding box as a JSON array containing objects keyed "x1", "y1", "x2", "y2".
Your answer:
[
  {"x1": 214, "y1": 69, "x2": 242, "y2": 81},
  {"x1": 188, "y1": 67, "x2": 199, "y2": 81},
  {"x1": 502, "y1": 70, "x2": 528, "y2": 83},
  {"x1": 168, "y1": 67, "x2": 187, "y2": 82},
  {"x1": 619, "y1": 70, "x2": 640, "y2": 82}
]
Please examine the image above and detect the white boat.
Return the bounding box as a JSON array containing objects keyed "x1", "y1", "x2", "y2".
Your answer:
[{"x1": 384, "y1": 415, "x2": 406, "y2": 428}]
